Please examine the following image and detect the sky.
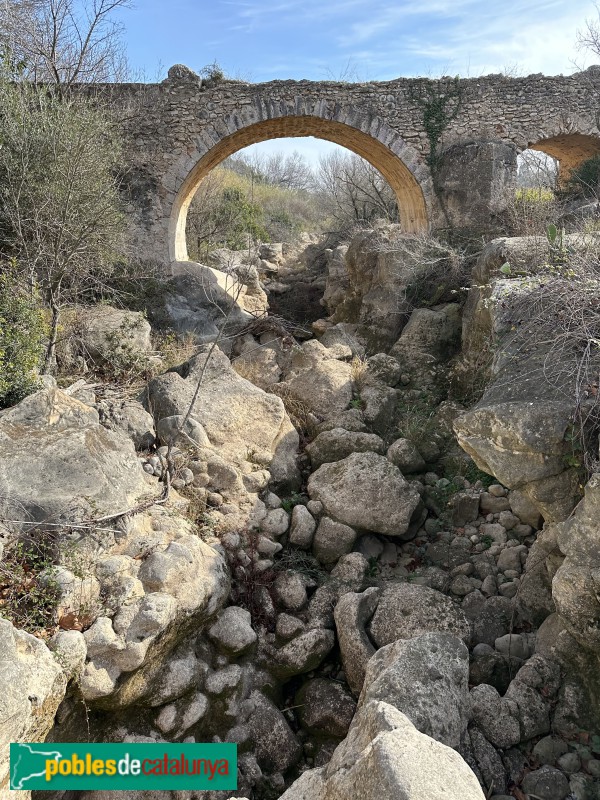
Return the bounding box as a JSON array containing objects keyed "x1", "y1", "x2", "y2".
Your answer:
[{"x1": 114, "y1": 0, "x2": 600, "y2": 165}]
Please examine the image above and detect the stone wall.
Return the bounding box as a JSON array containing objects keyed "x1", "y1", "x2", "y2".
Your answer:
[{"x1": 93, "y1": 66, "x2": 600, "y2": 266}]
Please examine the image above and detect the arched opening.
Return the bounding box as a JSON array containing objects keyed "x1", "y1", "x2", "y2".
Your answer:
[
  {"x1": 511, "y1": 134, "x2": 600, "y2": 233},
  {"x1": 529, "y1": 133, "x2": 600, "y2": 183},
  {"x1": 169, "y1": 116, "x2": 429, "y2": 263}
]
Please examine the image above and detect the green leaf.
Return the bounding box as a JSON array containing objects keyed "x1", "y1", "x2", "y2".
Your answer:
[{"x1": 500, "y1": 262, "x2": 511, "y2": 275}]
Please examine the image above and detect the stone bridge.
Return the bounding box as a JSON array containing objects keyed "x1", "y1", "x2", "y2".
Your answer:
[{"x1": 108, "y1": 65, "x2": 600, "y2": 265}]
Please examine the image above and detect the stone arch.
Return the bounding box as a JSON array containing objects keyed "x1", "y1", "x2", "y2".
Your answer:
[
  {"x1": 166, "y1": 106, "x2": 433, "y2": 262},
  {"x1": 527, "y1": 133, "x2": 600, "y2": 181}
]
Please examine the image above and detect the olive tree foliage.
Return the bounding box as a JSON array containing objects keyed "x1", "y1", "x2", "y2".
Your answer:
[
  {"x1": 0, "y1": 77, "x2": 126, "y2": 372},
  {"x1": 0, "y1": 0, "x2": 132, "y2": 87},
  {"x1": 315, "y1": 150, "x2": 398, "y2": 232}
]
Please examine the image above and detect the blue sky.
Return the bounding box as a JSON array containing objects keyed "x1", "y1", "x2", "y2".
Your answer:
[{"x1": 115, "y1": 0, "x2": 600, "y2": 163}]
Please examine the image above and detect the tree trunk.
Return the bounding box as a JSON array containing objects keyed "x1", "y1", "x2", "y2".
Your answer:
[{"x1": 43, "y1": 302, "x2": 60, "y2": 375}]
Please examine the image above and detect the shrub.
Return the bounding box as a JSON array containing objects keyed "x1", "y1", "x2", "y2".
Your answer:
[
  {"x1": 503, "y1": 187, "x2": 560, "y2": 236},
  {"x1": 565, "y1": 155, "x2": 600, "y2": 200},
  {"x1": 0, "y1": 267, "x2": 47, "y2": 408}
]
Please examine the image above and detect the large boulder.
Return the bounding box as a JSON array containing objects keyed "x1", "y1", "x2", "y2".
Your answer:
[
  {"x1": 278, "y1": 340, "x2": 353, "y2": 418},
  {"x1": 454, "y1": 236, "x2": 600, "y2": 522},
  {"x1": 368, "y1": 583, "x2": 471, "y2": 647},
  {"x1": 454, "y1": 399, "x2": 579, "y2": 522},
  {"x1": 359, "y1": 632, "x2": 471, "y2": 748},
  {"x1": 77, "y1": 305, "x2": 152, "y2": 365},
  {"x1": 546, "y1": 473, "x2": 600, "y2": 721},
  {"x1": 280, "y1": 702, "x2": 485, "y2": 800},
  {"x1": 334, "y1": 588, "x2": 380, "y2": 696},
  {"x1": 306, "y1": 429, "x2": 385, "y2": 469},
  {"x1": 145, "y1": 345, "x2": 299, "y2": 489},
  {"x1": 388, "y1": 304, "x2": 462, "y2": 399},
  {"x1": 0, "y1": 387, "x2": 152, "y2": 522},
  {"x1": 76, "y1": 506, "x2": 230, "y2": 707},
  {"x1": 0, "y1": 619, "x2": 67, "y2": 793},
  {"x1": 326, "y1": 225, "x2": 461, "y2": 352},
  {"x1": 307, "y1": 452, "x2": 420, "y2": 537},
  {"x1": 159, "y1": 261, "x2": 265, "y2": 342}
]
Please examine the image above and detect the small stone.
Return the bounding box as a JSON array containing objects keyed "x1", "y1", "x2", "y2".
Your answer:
[
  {"x1": 313, "y1": 517, "x2": 357, "y2": 565},
  {"x1": 386, "y1": 438, "x2": 426, "y2": 473},
  {"x1": 532, "y1": 736, "x2": 569, "y2": 766},
  {"x1": 498, "y1": 581, "x2": 519, "y2": 598},
  {"x1": 556, "y1": 751, "x2": 581, "y2": 773},
  {"x1": 180, "y1": 467, "x2": 194, "y2": 485},
  {"x1": 450, "y1": 575, "x2": 474, "y2": 596},
  {"x1": 488, "y1": 484, "x2": 507, "y2": 497},
  {"x1": 495, "y1": 634, "x2": 528, "y2": 660},
  {"x1": 480, "y1": 493, "x2": 511, "y2": 514},
  {"x1": 257, "y1": 537, "x2": 282, "y2": 557},
  {"x1": 480, "y1": 523, "x2": 507, "y2": 545},
  {"x1": 273, "y1": 571, "x2": 307, "y2": 611},
  {"x1": 207, "y1": 491, "x2": 223, "y2": 507},
  {"x1": 276, "y1": 613, "x2": 304, "y2": 641},
  {"x1": 306, "y1": 500, "x2": 323, "y2": 516},
  {"x1": 264, "y1": 491, "x2": 282, "y2": 509},
  {"x1": 207, "y1": 607, "x2": 257, "y2": 656},
  {"x1": 289, "y1": 505, "x2": 317, "y2": 549},
  {"x1": 261, "y1": 508, "x2": 289, "y2": 537},
  {"x1": 498, "y1": 511, "x2": 520, "y2": 530},
  {"x1": 521, "y1": 766, "x2": 569, "y2": 800},
  {"x1": 587, "y1": 759, "x2": 600, "y2": 778}
]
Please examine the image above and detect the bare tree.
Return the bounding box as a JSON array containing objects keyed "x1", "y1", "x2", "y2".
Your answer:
[
  {"x1": 517, "y1": 150, "x2": 558, "y2": 191},
  {"x1": 225, "y1": 150, "x2": 314, "y2": 192},
  {"x1": 577, "y1": 2, "x2": 600, "y2": 60},
  {"x1": 0, "y1": 0, "x2": 132, "y2": 86},
  {"x1": 316, "y1": 150, "x2": 398, "y2": 231}
]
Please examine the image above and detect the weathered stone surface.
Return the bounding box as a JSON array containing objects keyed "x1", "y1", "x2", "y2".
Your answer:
[
  {"x1": 469, "y1": 726, "x2": 507, "y2": 795},
  {"x1": 146, "y1": 345, "x2": 299, "y2": 488},
  {"x1": 159, "y1": 262, "x2": 256, "y2": 341},
  {"x1": 289, "y1": 504, "x2": 317, "y2": 549},
  {"x1": 552, "y1": 474, "x2": 600, "y2": 654},
  {"x1": 308, "y1": 452, "x2": 420, "y2": 537},
  {"x1": 521, "y1": 766, "x2": 570, "y2": 800},
  {"x1": 386, "y1": 438, "x2": 426, "y2": 473},
  {"x1": 97, "y1": 399, "x2": 156, "y2": 451},
  {"x1": 390, "y1": 304, "x2": 462, "y2": 364},
  {"x1": 334, "y1": 588, "x2": 381, "y2": 697},
  {"x1": 466, "y1": 596, "x2": 514, "y2": 646},
  {"x1": 313, "y1": 517, "x2": 357, "y2": 565},
  {"x1": 156, "y1": 414, "x2": 211, "y2": 449},
  {"x1": 243, "y1": 691, "x2": 302, "y2": 773},
  {"x1": 269, "y1": 629, "x2": 336, "y2": 679},
  {"x1": 74, "y1": 508, "x2": 229, "y2": 707},
  {"x1": 368, "y1": 583, "x2": 471, "y2": 647},
  {"x1": 469, "y1": 684, "x2": 521, "y2": 748},
  {"x1": 0, "y1": 387, "x2": 152, "y2": 522},
  {"x1": 0, "y1": 619, "x2": 67, "y2": 792},
  {"x1": 306, "y1": 429, "x2": 385, "y2": 469},
  {"x1": 273, "y1": 570, "x2": 307, "y2": 611},
  {"x1": 78, "y1": 305, "x2": 151, "y2": 363},
  {"x1": 287, "y1": 701, "x2": 485, "y2": 800},
  {"x1": 296, "y1": 678, "x2": 357, "y2": 738},
  {"x1": 276, "y1": 340, "x2": 353, "y2": 418},
  {"x1": 454, "y1": 400, "x2": 579, "y2": 522},
  {"x1": 207, "y1": 606, "x2": 257, "y2": 656},
  {"x1": 360, "y1": 632, "x2": 470, "y2": 748}
]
